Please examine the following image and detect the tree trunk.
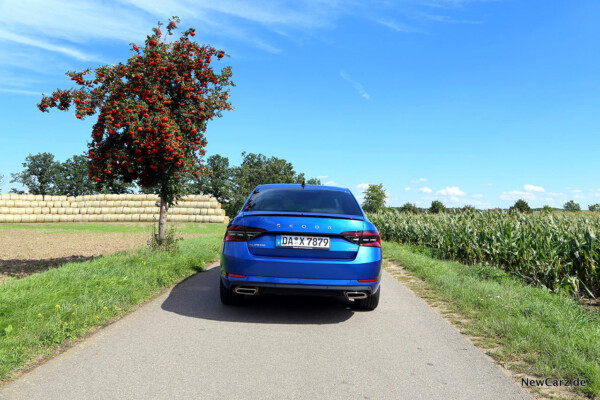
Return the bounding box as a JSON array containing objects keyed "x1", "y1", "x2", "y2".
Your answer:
[{"x1": 158, "y1": 197, "x2": 168, "y2": 244}]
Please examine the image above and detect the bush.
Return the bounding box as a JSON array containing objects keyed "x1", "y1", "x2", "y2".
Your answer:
[
  {"x1": 564, "y1": 200, "x2": 581, "y2": 212},
  {"x1": 509, "y1": 199, "x2": 531, "y2": 213},
  {"x1": 429, "y1": 200, "x2": 446, "y2": 214},
  {"x1": 399, "y1": 202, "x2": 419, "y2": 214},
  {"x1": 588, "y1": 203, "x2": 600, "y2": 212}
]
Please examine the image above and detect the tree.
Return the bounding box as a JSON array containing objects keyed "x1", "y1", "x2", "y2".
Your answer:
[
  {"x1": 399, "y1": 202, "x2": 419, "y2": 214},
  {"x1": 193, "y1": 154, "x2": 232, "y2": 204},
  {"x1": 429, "y1": 200, "x2": 446, "y2": 214},
  {"x1": 509, "y1": 199, "x2": 531, "y2": 213},
  {"x1": 462, "y1": 204, "x2": 475, "y2": 213},
  {"x1": 10, "y1": 152, "x2": 60, "y2": 195},
  {"x1": 564, "y1": 200, "x2": 581, "y2": 212},
  {"x1": 542, "y1": 205, "x2": 554, "y2": 213},
  {"x1": 589, "y1": 203, "x2": 600, "y2": 212},
  {"x1": 38, "y1": 18, "x2": 234, "y2": 243},
  {"x1": 361, "y1": 184, "x2": 387, "y2": 213}
]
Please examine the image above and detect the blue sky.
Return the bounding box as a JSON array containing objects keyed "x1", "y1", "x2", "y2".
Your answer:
[{"x1": 1, "y1": 0, "x2": 599, "y2": 208}]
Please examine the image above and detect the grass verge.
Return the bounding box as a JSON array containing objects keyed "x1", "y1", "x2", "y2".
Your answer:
[
  {"x1": 0, "y1": 224, "x2": 226, "y2": 383},
  {"x1": 383, "y1": 241, "x2": 600, "y2": 399}
]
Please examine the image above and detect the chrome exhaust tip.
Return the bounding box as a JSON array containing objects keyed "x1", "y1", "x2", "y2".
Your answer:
[
  {"x1": 344, "y1": 291, "x2": 368, "y2": 300},
  {"x1": 234, "y1": 287, "x2": 258, "y2": 295}
]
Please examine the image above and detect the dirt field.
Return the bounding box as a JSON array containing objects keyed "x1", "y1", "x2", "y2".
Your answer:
[{"x1": 0, "y1": 223, "x2": 216, "y2": 284}]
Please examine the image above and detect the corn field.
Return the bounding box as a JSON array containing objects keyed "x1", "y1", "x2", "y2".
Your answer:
[{"x1": 370, "y1": 210, "x2": 600, "y2": 297}]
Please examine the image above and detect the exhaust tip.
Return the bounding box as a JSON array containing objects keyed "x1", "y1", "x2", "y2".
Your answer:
[
  {"x1": 344, "y1": 291, "x2": 368, "y2": 300},
  {"x1": 234, "y1": 287, "x2": 258, "y2": 295}
]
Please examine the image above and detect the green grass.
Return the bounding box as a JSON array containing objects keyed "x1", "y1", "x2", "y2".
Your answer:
[
  {"x1": 0, "y1": 223, "x2": 226, "y2": 382},
  {"x1": 383, "y1": 241, "x2": 600, "y2": 398}
]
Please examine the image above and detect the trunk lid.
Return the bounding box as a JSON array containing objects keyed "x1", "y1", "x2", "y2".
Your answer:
[{"x1": 239, "y1": 211, "x2": 364, "y2": 259}]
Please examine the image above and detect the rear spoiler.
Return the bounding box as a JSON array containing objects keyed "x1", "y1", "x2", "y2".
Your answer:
[{"x1": 241, "y1": 212, "x2": 364, "y2": 221}]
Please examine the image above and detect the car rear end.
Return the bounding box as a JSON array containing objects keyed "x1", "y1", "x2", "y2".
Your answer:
[{"x1": 220, "y1": 184, "x2": 382, "y2": 310}]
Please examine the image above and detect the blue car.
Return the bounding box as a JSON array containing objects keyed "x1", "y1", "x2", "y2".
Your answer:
[{"x1": 220, "y1": 184, "x2": 382, "y2": 310}]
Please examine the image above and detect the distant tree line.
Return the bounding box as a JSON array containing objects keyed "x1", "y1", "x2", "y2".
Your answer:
[{"x1": 8, "y1": 151, "x2": 322, "y2": 218}]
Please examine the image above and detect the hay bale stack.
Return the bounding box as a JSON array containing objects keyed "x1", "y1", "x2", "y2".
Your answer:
[{"x1": 0, "y1": 193, "x2": 226, "y2": 223}]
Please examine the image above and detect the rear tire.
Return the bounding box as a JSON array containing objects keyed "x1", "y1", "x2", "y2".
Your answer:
[
  {"x1": 220, "y1": 278, "x2": 244, "y2": 306},
  {"x1": 353, "y1": 287, "x2": 380, "y2": 311}
]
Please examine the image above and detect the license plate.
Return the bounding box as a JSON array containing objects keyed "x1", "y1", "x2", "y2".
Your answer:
[{"x1": 276, "y1": 235, "x2": 330, "y2": 250}]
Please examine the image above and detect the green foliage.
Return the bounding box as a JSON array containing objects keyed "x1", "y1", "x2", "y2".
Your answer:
[
  {"x1": 148, "y1": 226, "x2": 182, "y2": 253},
  {"x1": 223, "y1": 152, "x2": 320, "y2": 217},
  {"x1": 461, "y1": 204, "x2": 475, "y2": 213},
  {"x1": 509, "y1": 199, "x2": 531, "y2": 213},
  {"x1": 361, "y1": 183, "x2": 387, "y2": 213},
  {"x1": 399, "y1": 202, "x2": 419, "y2": 214},
  {"x1": 564, "y1": 200, "x2": 581, "y2": 212},
  {"x1": 192, "y1": 154, "x2": 232, "y2": 204},
  {"x1": 370, "y1": 209, "x2": 600, "y2": 298},
  {"x1": 589, "y1": 203, "x2": 600, "y2": 212},
  {"x1": 10, "y1": 152, "x2": 60, "y2": 195},
  {"x1": 10, "y1": 152, "x2": 134, "y2": 196},
  {"x1": 541, "y1": 205, "x2": 554, "y2": 213},
  {"x1": 429, "y1": 200, "x2": 446, "y2": 214}
]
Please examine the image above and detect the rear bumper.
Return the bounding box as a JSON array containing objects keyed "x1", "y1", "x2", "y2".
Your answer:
[
  {"x1": 222, "y1": 275, "x2": 379, "y2": 295},
  {"x1": 220, "y1": 242, "x2": 382, "y2": 295}
]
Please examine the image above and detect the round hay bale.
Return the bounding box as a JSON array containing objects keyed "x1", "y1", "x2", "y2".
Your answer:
[
  {"x1": 0, "y1": 194, "x2": 9, "y2": 200},
  {"x1": 58, "y1": 215, "x2": 68, "y2": 222},
  {"x1": 49, "y1": 214, "x2": 59, "y2": 222},
  {"x1": 24, "y1": 207, "x2": 34, "y2": 214},
  {"x1": 67, "y1": 196, "x2": 76, "y2": 202},
  {"x1": 0, "y1": 215, "x2": 6, "y2": 223},
  {"x1": 0, "y1": 200, "x2": 6, "y2": 207},
  {"x1": 121, "y1": 214, "x2": 131, "y2": 222},
  {"x1": 97, "y1": 194, "x2": 106, "y2": 200},
  {"x1": 50, "y1": 208, "x2": 59, "y2": 215},
  {"x1": 4, "y1": 215, "x2": 15, "y2": 223},
  {"x1": 9, "y1": 208, "x2": 19, "y2": 215},
  {"x1": 57, "y1": 208, "x2": 66, "y2": 215},
  {"x1": 32, "y1": 207, "x2": 42, "y2": 214},
  {"x1": 131, "y1": 214, "x2": 140, "y2": 222},
  {"x1": 65, "y1": 208, "x2": 74, "y2": 215},
  {"x1": 19, "y1": 215, "x2": 31, "y2": 223},
  {"x1": 24, "y1": 195, "x2": 34, "y2": 201},
  {"x1": 12, "y1": 215, "x2": 22, "y2": 223},
  {"x1": 41, "y1": 207, "x2": 50, "y2": 215},
  {"x1": 57, "y1": 196, "x2": 67, "y2": 201},
  {"x1": 114, "y1": 207, "x2": 123, "y2": 214},
  {"x1": 208, "y1": 215, "x2": 219, "y2": 223},
  {"x1": 85, "y1": 215, "x2": 94, "y2": 222},
  {"x1": 9, "y1": 194, "x2": 20, "y2": 200},
  {"x1": 200, "y1": 208, "x2": 208, "y2": 215},
  {"x1": 75, "y1": 214, "x2": 84, "y2": 222},
  {"x1": 93, "y1": 208, "x2": 102, "y2": 215},
  {"x1": 0, "y1": 207, "x2": 8, "y2": 214},
  {"x1": 4, "y1": 201, "x2": 14, "y2": 207},
  {"x1": 65, "y1": 215, "x2": 75, "y2": 222}
]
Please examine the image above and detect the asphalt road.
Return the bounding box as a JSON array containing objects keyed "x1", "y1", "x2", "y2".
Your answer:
[{"x1": 0, "y1": 264, "x2": 530, "y2": 400}]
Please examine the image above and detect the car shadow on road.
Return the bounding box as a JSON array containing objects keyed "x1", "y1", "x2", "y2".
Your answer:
[{"x1": 161, "y1": 268, "x2": 355, "y2": 324}]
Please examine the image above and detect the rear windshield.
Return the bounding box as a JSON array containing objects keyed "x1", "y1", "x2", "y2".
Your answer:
[{"x1": 243, "y1": 188, "x2": 363, "y2": 216}]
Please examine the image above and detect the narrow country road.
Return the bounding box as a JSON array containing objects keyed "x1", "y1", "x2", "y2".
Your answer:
[{"x1": 0, "y1": 264, "x2": 530, "y2": 400}]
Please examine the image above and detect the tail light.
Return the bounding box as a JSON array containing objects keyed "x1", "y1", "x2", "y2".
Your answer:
[
  {"x1": 341, "y1": 230, "x2": 381, "y2": 247},
  {"x1": 224, "y1": 224, "x2": 267, "y2": 242}
]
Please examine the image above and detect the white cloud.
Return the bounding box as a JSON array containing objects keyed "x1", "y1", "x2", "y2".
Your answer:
[
  {"x1": 404, "y1": 187, "x2": 411, "y2": 191},
  {"x1": 374, "y1": 19, "x2": 419, "y2": 33},
  {"x1": 524, "y1": 184, "x2": 544, "y2": 192},
  {"x1": 500, "y1": 190, "x2": 535, "y2": 201},
  {"x1": 410, "y1": 178, "x2": 428, "y2": 183},
  {"x1": 472, "y1": 194, "x2": 483, "y2": 198},
  {"x1": 436, "y1": 186, "x2": 466, "y2": 196},
  {"x1": 572, "y1": 189, "x2": 582, "y2": 193},
  {"x1": 324, "y1": 181, "x2": 339, "y2": 186},
  {"x1": 356, "y1": 183, "x2": 370, "y2": 190},
  {"x1": 340, "y1": 70, "x2": 370, "y2": 100},
  {"x1": 316, "y1": 175, "x2": 329, "y2": 179},
  {"x1": 418, "y1": 187, "x2": 432, "y2": 193}
]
